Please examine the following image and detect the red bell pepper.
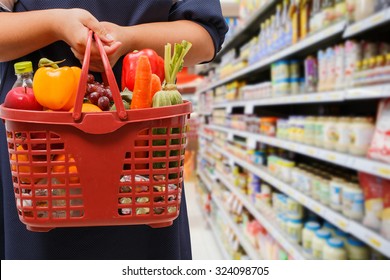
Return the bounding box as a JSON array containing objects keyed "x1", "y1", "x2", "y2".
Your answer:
[{"x1": 121, "y1": 49, "x2": 165, "y2": 91}]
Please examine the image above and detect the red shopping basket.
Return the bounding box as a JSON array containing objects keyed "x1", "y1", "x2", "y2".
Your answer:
[{"x1": 0, "y1": 31, "x2": 192, "y2": 232}]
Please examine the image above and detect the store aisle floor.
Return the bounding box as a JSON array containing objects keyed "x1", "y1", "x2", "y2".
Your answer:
[{"x1": 185, "y1": 181, "x2": 223, "y2": 260}]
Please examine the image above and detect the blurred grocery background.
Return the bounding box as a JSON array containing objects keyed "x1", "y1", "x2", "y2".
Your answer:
[{"x1": 184, "y1": 0, "x2": 390, "y2": 260}]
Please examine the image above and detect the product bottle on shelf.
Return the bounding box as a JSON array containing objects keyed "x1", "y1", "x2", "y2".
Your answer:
[
  {"x1": 300, "y1": 0, "x2": 311, "y2": 39},
  {"x1": 290, "y1": 0, "x2": 301, "y2": 44},
  {"x1": 322, "y1": 0, "x2": 335, "y2": 27},
  {"x1": 12, "y1": 61, "x2": 34, "y2": 89},
  {"x1": 310, "y1": 0, "x2": 321, "y2": 34},
  {"x1": 275, "y1": 4, "x2": 283, "y2": 52}
]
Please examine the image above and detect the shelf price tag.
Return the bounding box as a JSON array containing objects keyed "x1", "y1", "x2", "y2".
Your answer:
[
  {"x1": 371, "y1": 12, "x2": 386, "y2": 25},
  {"x1": 336, "y1": 219, "x2": 348, "y2": 231},
  {"x1": 326, "y1": 153, "x2": 337, "y2": 162},
  {"x1": 368, "y1": 237, "x2": 382, "y2": 249},
  {"x1": 377, "y1": 167, "x2": 390, "y2": 177}
]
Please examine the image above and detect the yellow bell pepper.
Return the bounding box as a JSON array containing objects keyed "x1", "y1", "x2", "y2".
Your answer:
[{"x1": 33, "y1": 59, "x2": 81, "y2": 111}]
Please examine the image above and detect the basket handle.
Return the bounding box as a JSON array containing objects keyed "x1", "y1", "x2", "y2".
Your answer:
[{"x1": 72, "y1": 30, "x2": 127, "y2": 121}]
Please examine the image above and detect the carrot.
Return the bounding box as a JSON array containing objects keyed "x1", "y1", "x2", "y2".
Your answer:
[
  {"x1": 150, "y1": 74, "x2": 162, "y2": 103},
  {"x1": 131, "y1": 55, "x2": 152, "y2": 109}
]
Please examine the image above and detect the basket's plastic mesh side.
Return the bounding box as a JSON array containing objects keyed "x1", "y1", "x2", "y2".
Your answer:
[
  {"x1": 6, "y1": 130, "x2": 85, "y2": 221},
  {"x1": 117, "y1": 116, "x2": 188, "y2": 220}
]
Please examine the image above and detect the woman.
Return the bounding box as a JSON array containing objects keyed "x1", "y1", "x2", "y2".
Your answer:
[{"x1": 0, "y1": 0, "x2": 228, "y2": 259}]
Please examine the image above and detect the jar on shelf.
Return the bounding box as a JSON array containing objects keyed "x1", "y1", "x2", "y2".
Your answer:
[
  {"x1": 330, "y1": 176, "x2": 348, "y2": 211},
  {"x1": 314, "y1": 116, "x2": 326, "y2": 147},
  {"x1": 354, "y1": 0, "x2": 377, "y2": 21},
  {"x1": 346, "y1": 236, "x2": 370, "y2": 260},
  {"x1": 335, "y1": 228, "x2": 349, "y2": 245},
  {"x1": 342, "y1": 182, "x2": 365, "y2": 221},
  {"x1": 323, "y1": 238, "x2": 348, "y2": 260},
  {"x1": 322, "y1": 221, "x2": 338, "y2": 237},
  {"x1": 348, "y1": 117, "x2": 375, "y2": 156},
  {"x1": 287, "y1": 197, "x2": 304, "y2": 220},
  {"x1": 319, "y1": 175, "x2": 331, "y2": 206},
  {"x1": 304, "y1": 116, "x2": 317, "y2": 145},
  {"x1": 312, "y1": 229, "x2": 332, "y2": 259},
  {"x1": 287, "y1": 218, "x2": 304, "y2": 244},
  {"x1": 335, "y1": 117, "x2": 352, "y2": 153},
  {"x1": 302, "y1": 221, "x2": 321, "y2": 256},
  {"x1": 323, "y1": 116, "x2": 338, "y2": 150}
]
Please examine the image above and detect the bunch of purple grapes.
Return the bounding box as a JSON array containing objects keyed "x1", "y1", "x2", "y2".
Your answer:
[{"x1": 85, "y1": 74, "x2": 113, "y2": 111}]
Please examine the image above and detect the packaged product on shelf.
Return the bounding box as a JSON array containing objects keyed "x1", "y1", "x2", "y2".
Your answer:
[
  {"x1": 302, "y1": 221, "x2": 321, "y2": 256},
  {"x1": 319, "y1": 175, "x2": 331, "y2": 206},
  {"x1": 279, "y1": 158, "x2": 296, "y2": 182},
  {"x1": 348, "y1": 117, "x2": 375, "y2": 156},
  {"x1": 284, "y1": 0, "x2": 293, "y2": 47},
  {"x1": 382, "y1": 185, "x2": 390, "y2": 239},
  {"x1": 323, "y1": 116, "x2": 338, "y2": 150},
  {"x1": 335, "y1": 117, "x2": 352, "y2": 153},
  {"x1": 312, "y1": 228, "x2": 332, "y2": 259},
  {"x1": 342, "y1": 181, "x2": 365, "y2": 221},
  {"x1": 323, "y1": 238, "x2": 348, "y2": 260},
  {"x1": 277, "y1": 119, "x2": 290, "y2": 139},
  {"x1": 304, "y1": 56, "x2": 319, "y2": 93},
  {"x1": 325, "y1": 47, "x2": 336, "y2": 91},
  {"x1": 353, "y1": 0, "x2": 377, "y2": 21},
  {"x1": 290, "y1": 0, "x2": 300, "y2": 44},
  {"x1": 300, "y1": 0, "x2": 311, "y2": 39},
  {"x1": 346, "y1": 0, "x2": 356, "y2": 21},
  {"x1": 368, "y1": 98, "x2": 390, "y2": 164},
  {"x1": 346, "y1": 236, "x2": 371, "y2": 260},
  {"x1": 314, "y1": 116, "x2": 326, "y2": 147},
  {"x1": 335, "y1": 228, "x2": 349, "y2": 244},
  {"x1": 334, "y1": 44, "x2": 346, "y2": 89},
  {"x1": 359, "y1": 172, "x2": 385, "y2": 230},
  {"x1": 344, "y1": 40, "x2": 362, "y2": 88},
  {"x1": 260, "y1": 117, "x2": 278, "y2": 136},
  {"x1": 330, "y1": 176, "x2": 348, "y2": 211},
  {"x1": 322, "y1": 221, "x2": 338, "y2": 237},
  {"x1": 310, "y1": 0, "x2": 320, "y2": 34},
  {"x1": 322, "y1": 0, "x2": 336, "y2": 27},
  {"x1": 334, "y1": 0, "x2": 347, "y2": 22},
  {"x1": 287, "y1": 218, "x2": 304, "y2": 243},
  {"x1": 287, "y1": 197, "x2": 304, "y2": 219}
]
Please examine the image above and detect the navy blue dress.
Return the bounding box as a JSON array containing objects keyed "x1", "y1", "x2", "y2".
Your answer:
[{"x1": 0, "y1": 0, "x2": 227, "y2": 260}]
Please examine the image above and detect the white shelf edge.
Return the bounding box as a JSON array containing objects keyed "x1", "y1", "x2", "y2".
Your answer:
[
  {"x1": 211, "y1": 84, "x2": 390, "y2": 109},
  {"x1": 212, "y1": 143, "x2": 390, "y2": 258},
  {"x1": 212, "y1": 195, "x2": 262, "y2": 260},
  {"x1": 208, "y1": 124, "x2": 390, "y2": 180},
  {"x1": 213, "y1": 169, "x2": 307, "y2": 260},
  {"x1": 199, "y1": 21, "x2": 347, "y2": 94},
  {"x1": 343, "y1": 9, "x2": 390, "y2": 38}
]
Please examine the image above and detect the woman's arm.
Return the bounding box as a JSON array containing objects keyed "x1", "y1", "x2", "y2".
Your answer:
[
  {"x1": 0, "y1": 8, "x2": 119, "y2": 63},
  {"x1": 72, "y1": 20, "x2": 215, "y2": 70}
]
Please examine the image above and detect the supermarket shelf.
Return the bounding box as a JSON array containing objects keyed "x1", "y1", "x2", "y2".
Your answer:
[
  {"x1": 197, "y1": 169, "x2": 214, "y2": 192},
  {"x1": 198, "y1": 131, "x2": 213, "y2": 141},
  {"x1": 213, "y1": 169, "x2": 307, "y2": 260},
  {"x1": 212, "y1": 195, "x2": 262, "y2": 260},
  {"x1": 345, "y1": 84, "x2": 390, "y2": 100},
  {"x1": 212, "y1": 85, "x2": 390, "y2": 112},
  {"x1": 344, "y1": 8, "x2": 390, "y2": 38},
  {"x1": 212, "y1": 143, "x2": 390, "y2": 258},
  {"x1": 213, "y1": 91, "x2": 344, "y2": 112},
  {"x1": 206, "y1": 215, "x2": 231, "y2": 260},
  {"x1": 208, "y1": 124, "x2": 390, "y2": 180},
  {"x1": 198, "y1": 21, "x2": 347, "y2": 94},
  {"x1": 215, "y1": 0, "x2": 277, "y2": 61}
]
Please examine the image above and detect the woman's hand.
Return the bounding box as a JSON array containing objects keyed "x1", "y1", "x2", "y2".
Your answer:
[{"x1": 56, "y1": 9, "x2": 122, "y2": 72}]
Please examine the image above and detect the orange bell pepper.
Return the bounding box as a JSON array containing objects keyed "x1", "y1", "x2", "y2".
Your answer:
[{"x1": 33, "y1": 58, "x2": 81, "y2": 111}]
